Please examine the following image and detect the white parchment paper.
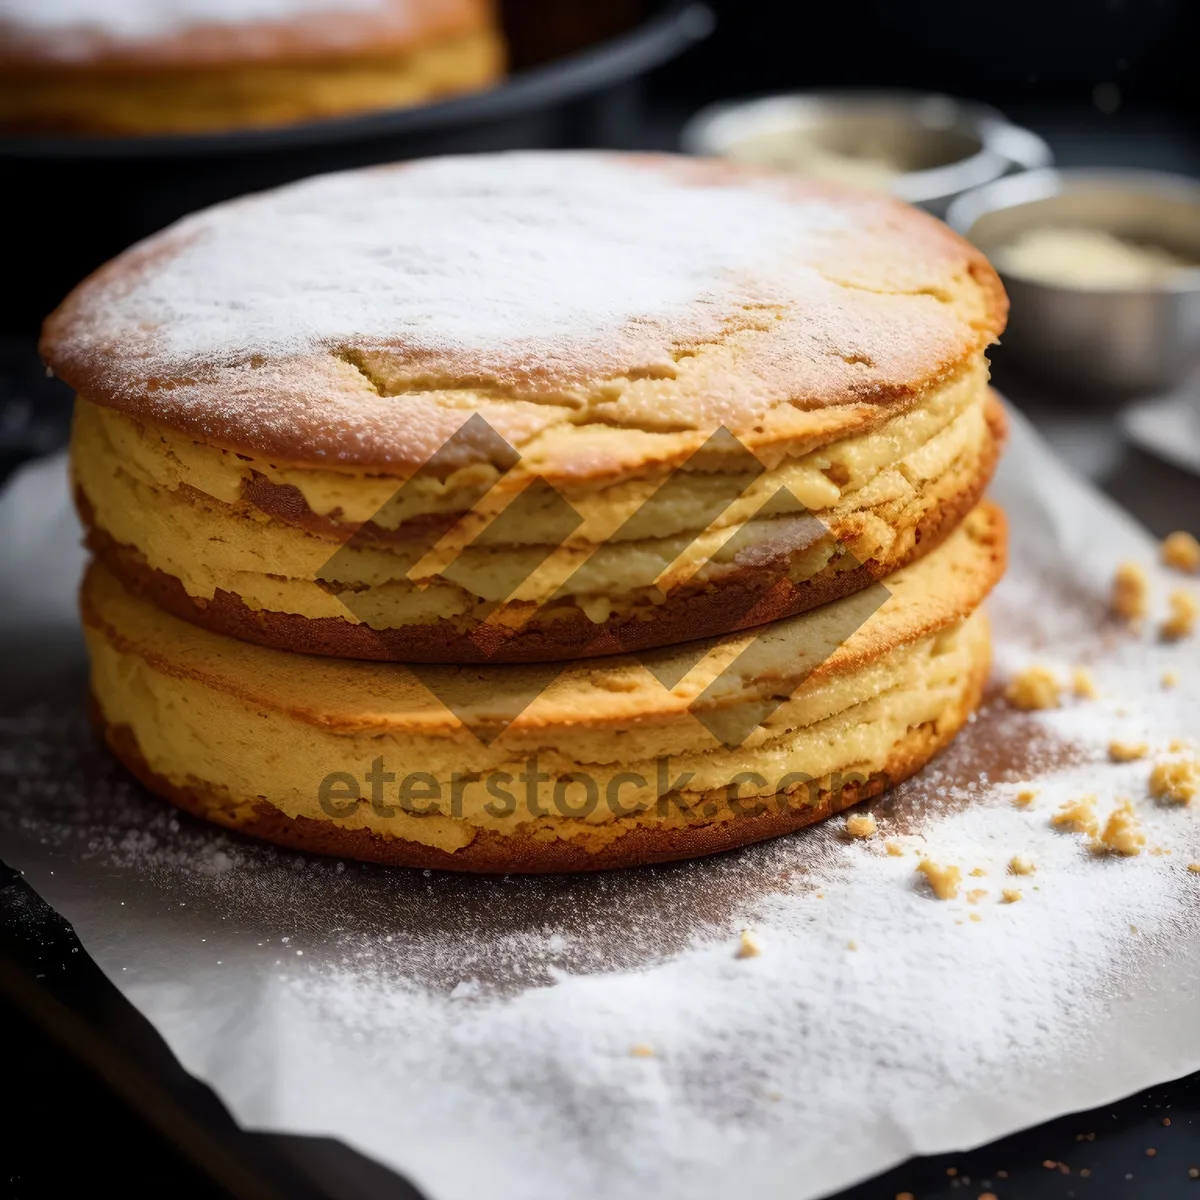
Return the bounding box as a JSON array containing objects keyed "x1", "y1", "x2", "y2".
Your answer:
[{"x1": 1, "y1": 408, "x2": 1198, "y2": 1200}]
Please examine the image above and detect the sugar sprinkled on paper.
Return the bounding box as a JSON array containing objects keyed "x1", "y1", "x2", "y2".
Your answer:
[{"x1": 2, "y1": 416, "x2": 1200, "y2": 1200}]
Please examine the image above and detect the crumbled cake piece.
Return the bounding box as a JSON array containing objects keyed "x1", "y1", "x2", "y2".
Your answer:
[
  {"x1": 1001, "y1": 888, "x2": 1022, "y2": 903},
  {"x1": 1006, "y1": 666, "x2": 1061, "y2": 711},
  {"x1": 917, "y1": 859, "x2": 962, "y2": 900},
  {"x1": 630, "y1": 1044, "x2": 655, "y2": 1058},
  {"x1": 1161, "y1": 589, "x2": 1198, "y2": 641},
  {"x1": 1189, "y1": 863, "x2": 1200, "y2": 873},
  {"x1": 1052, "y1": 796, "x2": 1100, "y2": 838},
  {"x1": 735, "y1": 929, "x2": 762, "y2": 959},
  {"x1": 1009, "y1": 855, "x2": 1036, "y2": 876},
  {"x1": 1150, "y1": 753, "x2": 1199, "y2": 804},
  {"x1": 1094, "y1": 800, "x2": 1146, "y2": 856},
  {"x1": 1109, "y1": 739, "x2": 1149, "y2": 762},
  {"x1": 845, "y1": 812, "x2": 877, "y2": 839},
  {"x1": 969, "y1": 867, "x2": 987, "y2": 877},
  {"x1": 1162, "y1": 671, "x2": 1179, "y2": 689},
  {"x1": 1014, "y1": 789, "x2": 1037, "y2": 808},
  {"x1": 1111, "y1": 562, "x2": 1150, "y2": 620},
  {"x1": 885, "y1": 841, "x2": 905, "y2": 857},
  {"x1": 847, "y1": 939, "x2": 858, "y2": 951},
  {"x1": 1073, "y1": 668, "x2": 1098, "y2": 699},
  {"x1": 1162, "y1": 530, "x2": 1200, "y2": 573},
  {"x1": 969, "y1": 912, "x2": 982, "y2": 922},
  {"x1": 967, "y1": 888, "x2": 988, "y2": 903}
]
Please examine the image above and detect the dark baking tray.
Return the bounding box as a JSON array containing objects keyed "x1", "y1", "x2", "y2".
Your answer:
[{"x1": 0, "y1": 0, "x2": 713, "y2": 332}]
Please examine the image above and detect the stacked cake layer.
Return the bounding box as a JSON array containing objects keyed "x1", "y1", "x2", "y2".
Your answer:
[{"x1": 46, "y1": 151, "x2": 1010, "y2": 871}]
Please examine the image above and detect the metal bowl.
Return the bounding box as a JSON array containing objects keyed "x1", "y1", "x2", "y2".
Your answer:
[
  {"x1": 680, "y1": 90, "x2": 1051, "y2": 215},
  {"x1": 947, "y1": 169, "x2": 1200, "y2": 395}
]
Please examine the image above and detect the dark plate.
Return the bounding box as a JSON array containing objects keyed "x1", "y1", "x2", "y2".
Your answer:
[
  {"x1": 2, "y1": 0, "x2": 712, "y2": 330},
  {"x1": 0, "y1": 1, "x2": 713, "y2": 160}
]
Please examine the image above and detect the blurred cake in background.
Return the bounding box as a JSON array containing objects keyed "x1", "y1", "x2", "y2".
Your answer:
[{"x1": 0, "y1": 0, "x2": 505, "y2": 135}]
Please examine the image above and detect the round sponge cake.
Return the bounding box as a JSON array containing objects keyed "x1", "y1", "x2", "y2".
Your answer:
[
  {"x1": 48, "y1": 151, "x2": 1008, "y2": 662},
  {"x1": 84, "y1": 501, "x2": 1006, "y2": 873},
  {"x1": 0, "y1": 0, "x2": 502, "y2": 135}
]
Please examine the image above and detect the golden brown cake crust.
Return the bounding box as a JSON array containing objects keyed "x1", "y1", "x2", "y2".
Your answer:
[
  {"x1": 42, "y1": 152, "x2": 1007, "y2": 475},
  {"x1": 96, "y1": 643, "x2": 987, "y2": 873},
  {"x1": 0, "y1": 0, "x2": 495, "y2": 71},
  {"x1": 78, "y1": 396, "x2": 1005, "y2": 662},
  {"x1": 80, "y1": 503, "x2": 1007, "y2": 736}
]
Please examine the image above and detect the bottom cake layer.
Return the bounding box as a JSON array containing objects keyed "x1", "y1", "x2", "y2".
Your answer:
[{"x1": 82, "y1": 504, "x2": 1005, "y2": 872}]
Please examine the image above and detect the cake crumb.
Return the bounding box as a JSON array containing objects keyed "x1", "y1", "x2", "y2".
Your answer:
[
  {"x1": 917, "y1": 859, "x2": 962, "y2": 900},
  {"x1": 1111, "y1": 561, "x2": 1149, "y2": 620},
  {"x1": 967, "y1": 888, "x2": 988, "y2": 903},
  {"x1": 969, "y1": 867, "x2": 987, "y2": 877},
  {"x1": 1162, "y1": 530, "x2": 1200, "y2": 573},
  {"x1": 630, "y1": 1044, "x2": 655, "y2": 1058},
  {"x1": 847, "y1": 939, "x2": 858, "y2": 951},
  {"x1": 1052, "y1": 796, "x2": 1100, "y2": 838},
  {"x1": 1014, "y1": 789, "x2": 1038, "y2": 808},
  {"x1": 1189, "y1": 1166, "x2": 1199, "y2": 1178},
  {"x1": 1188, "y1": 863, "x2": 1200, "y2": 873},
  {"x1": 735, "y1": 929, "x2": 762, "y2": 959},
  {"x1": 885, "y1": 841, "x2": 905, "y2": 856},
  {"x1": 1147, "y1": 1148, "x2": 1157, "y2": 1157},
  {"x1": 1009, "y1": 855, "x2": 1036, "y2": 876},
  {"x1": 1073, "y1": 668, "x2": 1098, "y2": 699},
  {"x1": 969, "y1": 912, "x2": 982, "y2": 922},
  {"x1": 1150, "y1": 754, "x2": 1199, "y2": 804},
  {"x1": 1006, "y1": 666, "x2": 1062, "y2": 710},
  {"x1": 1109, "y1": 739, "x2": 1149, "y2": 762},
  {"x1": 895, "y1": 1193, "x2": 914, "y2": 1200},
  {"x1": 845, "y1": 812, "x2": 877, "y2": 839},
  {"x1": 1161, "y1": 589, "x2": 1198, "y2": 641},
  {"x1": 1163, "y1": 671, "x2": 1179, "y2": 689},
  {"x1": 1001, "y1": 888, "x2": 1022, "y2": 903},
  {"x1": 1093, "y1": 799, "x2": 1146, "y2": 856}
]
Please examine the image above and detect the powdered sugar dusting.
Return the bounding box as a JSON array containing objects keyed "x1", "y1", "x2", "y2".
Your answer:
[
  {"x1": 0, "y1": 0, "x2": 388, "y2": 42},
  {"x1": 63, "y1": 153, "x2": 843, "y2": 372},
  {"x1": 1, "y1": 412, "x2": 1199, "y2": 1200}
]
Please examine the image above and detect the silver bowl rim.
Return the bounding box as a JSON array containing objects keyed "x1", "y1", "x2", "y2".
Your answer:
[
  {"x1": 945, "y1": 166, "x2": 1200, "y2": 297},
  {"x1": 678, "y1": 88, "x2": 1053, "y2": 206}
]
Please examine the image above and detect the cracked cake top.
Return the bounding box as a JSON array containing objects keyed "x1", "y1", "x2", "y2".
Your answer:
[{"x1": 41, "y1": 151, "x2": 1007, "y2": 476}]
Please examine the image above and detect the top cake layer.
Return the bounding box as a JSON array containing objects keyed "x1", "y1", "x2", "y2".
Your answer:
[
  {"x1": 43, "y1": 151, "x2": 1006, "y2": 479},
  {"x1": 0, "y1": 0, "x2": 490, "y2": 69}
]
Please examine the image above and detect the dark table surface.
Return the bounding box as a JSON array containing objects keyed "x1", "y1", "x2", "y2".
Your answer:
[{"x1": 4, "y1": 104, "x2": 1200, "y2": 1200}]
